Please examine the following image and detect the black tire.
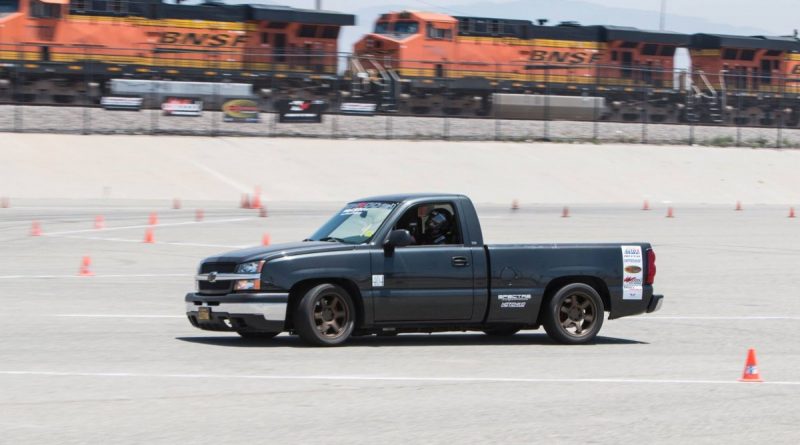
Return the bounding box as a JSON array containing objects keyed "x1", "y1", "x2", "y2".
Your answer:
[
  {"x1": 236, "y1": 331, "x2": 280, "y2": 340},
  {"x1": 542, "y1": 283, "x2": 604, "y2": 344},
  {"x1": 483, "y1": 327, "x2": 521, "y2": 337},
  {"x1": 293, "y1": 283, "x2": 356, "y2": 346}
]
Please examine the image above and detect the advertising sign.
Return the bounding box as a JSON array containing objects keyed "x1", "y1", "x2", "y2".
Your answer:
[
  {"x1": 621, "y1": 245, "x2": 644, "y2": 300},
  {"x1": 101, "y1": 96, "x2": 142, "y2": 111},
  {"x1": 162, "y1": 97, "x2": 203, "y2": 116},
  {"x1": 222, "y1": 99, "x2": 260, "y2": 123},
  {"x1": 340, "y1": 102, "x2": 377, "y2": 116},
  {"x1": 276, "y1": 99, "x2": 327, "y2": 123}
]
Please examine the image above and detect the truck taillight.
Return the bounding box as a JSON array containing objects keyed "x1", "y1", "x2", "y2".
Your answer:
[{"x1": 645, "y1": 249, "x2": 656, "y2": 285}]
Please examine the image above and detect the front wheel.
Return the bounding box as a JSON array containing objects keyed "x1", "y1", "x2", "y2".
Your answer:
[
  {"x1": 293, "y1": 283, "x2": 356, "y2": 346},
  {"x1": 542, "y1": 283, "x2": 604, "y2": 344}
]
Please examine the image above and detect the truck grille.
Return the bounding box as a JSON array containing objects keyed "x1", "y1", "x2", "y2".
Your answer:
[{"x1": 198, "y1": 261, "x2": 237, "y2": 295}]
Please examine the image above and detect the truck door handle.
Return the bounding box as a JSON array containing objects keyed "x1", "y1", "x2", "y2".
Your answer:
[{"x1": 451, "y1": 256, "x2": 469, "y2": 267}]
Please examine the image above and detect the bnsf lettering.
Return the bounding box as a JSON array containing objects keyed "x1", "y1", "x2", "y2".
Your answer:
[
  {"x1": 529, "y1": 50, "x2": 601, "y2": 65},
  {"x1": 158, "y1": 32, "x2": 249, "y2": 47}
]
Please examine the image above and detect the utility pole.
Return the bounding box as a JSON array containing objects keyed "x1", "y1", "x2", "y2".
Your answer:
[{"x1": 659, "y1": 0, "x2": 666, "y2": 31}]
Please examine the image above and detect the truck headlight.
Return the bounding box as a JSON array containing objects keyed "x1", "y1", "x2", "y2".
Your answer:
[
  {"x1": 234, "y1": 279, "x2": 260, "y2": 291},
  {"x1": 236, "y1": 260, "x2": 264, "y2": 274}
]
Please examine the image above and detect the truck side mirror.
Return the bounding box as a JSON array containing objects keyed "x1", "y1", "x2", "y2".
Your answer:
[{"x1": 384, "y1": 229, "x2": 414, "y2": 256}]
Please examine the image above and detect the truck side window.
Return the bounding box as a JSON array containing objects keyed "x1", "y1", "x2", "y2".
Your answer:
[{"x1": 394, "y1": 203, "x2": 462, "y2": 246}]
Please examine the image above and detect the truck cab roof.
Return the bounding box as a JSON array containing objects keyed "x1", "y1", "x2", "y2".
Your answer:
[{"x1": 352, "y1": 193, "x2": 469, "y2": 203}]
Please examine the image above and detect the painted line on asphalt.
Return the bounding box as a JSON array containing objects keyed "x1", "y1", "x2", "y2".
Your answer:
[
  {"x1": 0, "y1": 370, "x2": 798, "y2": 386},
  {"x1": 42, "y1": 217, "x2": 254, "y2": 236},
  {"x1": 55, "y1": 234, "x2": 244, "y2": 249},
  {"x1": 0, "y1": 273, "x2": 192, "y2": 280},
  {"x1": 636, "y1": 316, "x2": 800, "y2": 321},
  {"x1": 189, "y1": 160, "x2": 251, "y2": 193}
]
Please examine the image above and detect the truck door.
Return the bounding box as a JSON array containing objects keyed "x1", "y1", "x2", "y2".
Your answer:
[{"x1": 372, "y1": 202, "x2": 474, "y2": 322}]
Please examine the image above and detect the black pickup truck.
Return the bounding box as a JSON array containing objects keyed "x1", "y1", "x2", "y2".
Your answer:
[{"x1": 186, "y1": 194, "x2": 662, "y2": 346}]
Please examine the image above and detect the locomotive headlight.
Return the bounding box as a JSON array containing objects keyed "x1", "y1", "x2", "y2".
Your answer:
[{"x1": 236, "y1": 260, "x2": 264, "y2": 274}]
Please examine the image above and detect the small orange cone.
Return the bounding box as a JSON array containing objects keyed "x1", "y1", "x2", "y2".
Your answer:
[
  {"x1": 259, "y1": 206, "x2": 268, "y2": 218},
  {"x1": 144, "y1": 228, "x2": 155, "y2": 244},
  {"x1": 511, "y1": 199, "x2": 519, "y2": 210},
  {"x1": 79, "y1": 256, "x2": 94, "y2": 277},
  {"x1": 251, "y1": 194, "x2": 262, "y2": 210},
  {"x1": 94, "y1": 215, "x2": 105, "y2": 230},
  {"x1": 262, "y1": 233, "x2": 271, "y2": 246},
  {"x1": 148, "y1": 212, "x2": 158, "y2": 226},
  {"x1": 739, "y1": 348, "x2": 763, "y2": 382},
  {"x1": 195, "y1": 209, "x2": 204, "y2": 222},
  {"x1": 789, "y1": 207, "x2": 796, "y2": 218},
  {"x1": 561, "y1": 206, "x2": 570, "y2": 218},
  {"x1": 642, "y1": 200, "x2": 650, "y2": 211},
  {"x1": 241, "y1": 194, "x2": 250, "y2": 209},
  {"x1": 735, "y1": 201, "x2": 743, "y2": 211},
  {"x1": 666, "y1": 207, "x2": 674, "y2": 218},
  {"x1": 30, "y1": 221, "x2": 42, "y2": 236},
  {"x1": 173, "y1": 198, "x2": 182, "y2": 210},
  {"x1": 1, "y1": 197, "x2": 8, "y2": 208}
]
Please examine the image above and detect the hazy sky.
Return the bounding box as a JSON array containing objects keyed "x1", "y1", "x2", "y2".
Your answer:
[{"x1": 279, "y1": 0, "x2": 799, "y2": 35}]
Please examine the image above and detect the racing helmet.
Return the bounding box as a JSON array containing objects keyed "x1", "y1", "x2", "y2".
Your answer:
[{"x1": 425, "y1": 208, "x2": 452, "y2": 238}]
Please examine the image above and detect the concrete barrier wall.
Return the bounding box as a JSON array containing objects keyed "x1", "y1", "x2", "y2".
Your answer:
[{"x1": 1, "y1": 133, "x2": 798, "y2": 205}]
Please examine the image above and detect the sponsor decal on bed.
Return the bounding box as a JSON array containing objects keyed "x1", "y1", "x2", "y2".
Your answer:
[
  {"x1": 621, "y1": 245, "x2": 644, "y2": 300},
  {"x1": 498, "y1": 294, "x2": 531, "y2": 308}
]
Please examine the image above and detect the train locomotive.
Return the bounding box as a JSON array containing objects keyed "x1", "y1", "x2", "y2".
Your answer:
[{"x1": 0, "y1": 0, "x2": 354, "y2": 103}]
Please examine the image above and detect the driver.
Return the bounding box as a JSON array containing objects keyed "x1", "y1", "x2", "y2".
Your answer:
[{"x1": 422, "y1": 208, "x2": 452, "y2": 245}]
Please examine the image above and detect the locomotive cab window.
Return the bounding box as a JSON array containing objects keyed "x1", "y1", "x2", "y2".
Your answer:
[
  {"x1": 30, "y1": 0, "x2": 61, "y2": 18},
  {"x1": 426, "y1": 23, "x2": 452, "y2": 40},
  {"x1": 374, "y1": 21, "x2": 390, "y2": 34},
  {"x1": 642, "y1": 44, "x2": 659, "y2": 56},
  {"x1": 298, "y1": 25, "x2": 317, "y2": 38},
  {"x1": 394, "y1": 21, "x2": 419, "y2": 35},
  {"x1": 1, "y1": 0, "x2": 20, "y2": 13}
]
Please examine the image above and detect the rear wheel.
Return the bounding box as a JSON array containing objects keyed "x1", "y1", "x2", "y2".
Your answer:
[
  {"x1": 236, "y1": 331, "x2": 280, "y2": 340},
  {"x1": 293, "y1": 283, "x2": 355, "y2": 346},
  {"x1": 542, "y1": 283, "x2": 604, "y2": 344}
]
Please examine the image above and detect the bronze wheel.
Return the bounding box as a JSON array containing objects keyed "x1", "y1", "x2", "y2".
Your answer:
[
  {"x1": 543, "y1": 283, "x2": 604, "y2": 344},
  {"x1": 294, "y1": 283, "x2": 355, "y2": 346}
]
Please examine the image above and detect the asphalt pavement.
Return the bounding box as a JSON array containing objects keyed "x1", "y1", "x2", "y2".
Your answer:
[{"x1": 1, "y1": 201, "x2": 799, "y2": 444}]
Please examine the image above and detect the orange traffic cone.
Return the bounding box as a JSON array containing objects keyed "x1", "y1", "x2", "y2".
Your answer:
[
  {"x1": 94, "y1": 215, "x2": 105, "y2": 230},
  {"x1": 735, "y1": 201, "x2": 743, "y2": 211},
  {"x1": 666, "y1": 207, "x2": 674, "y2": 218},
  {"x1": 148, "y1": 212, "x2": 158, "y2": 226},
  {"x1": 262, "y1": 233, "x2": 271, "y2": 246},
  {"x1": 241, "y1": 194, "x2": 250, "y2": 209},
  {"x1": 561, "y1": 206, "x2": 570, "y2": 218},
  {"x1": 251, "y1": 194, "x2": 262, "y2": 210},
  {"x1": 642, "y1": 200, "x2": 650, "y2": 211},
  {"x1": 144, "y1": 228, "x2": 155, "y2": 244},
  {"x1": 739, "y1": 348, "x2": 763, "y2": 382},
  {"x1": 511, "y1": 199, "x2": 519, "y2": 211},
  {"x1": 195, "y1": 209, "x2": 204, "y2": 222},
  {"x1": 789, "y1": 207, "x2": 796, "y2": 219},
  {"x1": 173, "y1": 198, "x2": 182, "y2": 210},
  {"x1": 30, "y1": 221, "x2": 42, "y2": 236},
  {"x1": 79, "y1": 256, "x2": 94, "y2": 277}
]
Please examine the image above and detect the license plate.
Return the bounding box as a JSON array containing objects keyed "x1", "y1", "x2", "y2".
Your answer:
[{"x1": 198, "y1": 307, "x2": 211, "y2": 321}]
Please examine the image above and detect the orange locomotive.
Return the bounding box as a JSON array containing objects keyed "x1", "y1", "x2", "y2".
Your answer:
[
  {"x1": 353, "y1": 11, "x2": 689, "y2": 120},
  {"x1": 0, "y1": 0, "x2": 354, "y2": 103}
]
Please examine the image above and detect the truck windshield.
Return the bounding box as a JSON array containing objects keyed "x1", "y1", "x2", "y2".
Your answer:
[
  {"x1": 308, "y1": 201, "x2": 398, "y2": 244},
  {"x1": 0, "y1": 0, "x2": 19, "y2": 13}
]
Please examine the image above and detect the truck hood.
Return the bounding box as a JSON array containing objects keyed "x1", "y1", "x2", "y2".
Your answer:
[{"x1": 202, "y1": 241, "x2": 357, "y2": 264}]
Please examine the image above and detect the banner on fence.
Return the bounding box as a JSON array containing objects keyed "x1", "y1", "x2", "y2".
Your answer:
[
  {"x1": 101, "y1": 97, "x2": 142, "y2": 111},
  {"x1": 340, "y1": 102, "x2": 377, "y2": 116},
  {"x1": 222, "y1": 99, "x2": 260, "y2": 123},
  {"x1": 162, "y1": 97, "x2": 203, "y2": 116},
  {"x1": 276, "y1": 99, "x2": 327, "y2": 123}
]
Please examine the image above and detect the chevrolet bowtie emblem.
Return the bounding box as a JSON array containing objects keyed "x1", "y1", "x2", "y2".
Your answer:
[{"x1": 207, "y1": 271, "x2": 218, "y2": 283}]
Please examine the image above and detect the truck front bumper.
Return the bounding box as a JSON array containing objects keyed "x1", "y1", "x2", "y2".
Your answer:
[
  {"x1": 647, "y1": 294, "x2": 664, "y2": 313},
  {"x1": 185, "y1": 292, "x2": 288, "y2": 333}
]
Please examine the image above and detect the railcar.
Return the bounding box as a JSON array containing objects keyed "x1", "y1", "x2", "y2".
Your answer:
[{"x1": 0, "y1": 0, "x2": 354, "y2": 103}]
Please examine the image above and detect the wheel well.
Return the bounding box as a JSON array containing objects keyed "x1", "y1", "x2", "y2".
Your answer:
[
  {"x1": 284, "y1": 278, "x2": 365, "y2": 331},
  {"x1": 541, "y1": 276, "x2": 611, "y2": 313}
]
